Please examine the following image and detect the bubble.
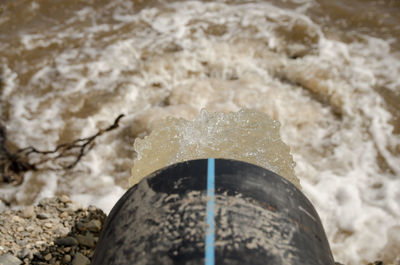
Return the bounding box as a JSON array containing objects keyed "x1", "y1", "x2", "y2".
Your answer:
[{"x1": 130, "y1": 109, "x2": 299, "y2": 189}]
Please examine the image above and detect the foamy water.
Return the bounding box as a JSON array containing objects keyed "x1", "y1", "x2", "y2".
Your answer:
[
  {"x1": 130, "y1": 109, "x2": 300, "y2": 188},
  {"x1": 1, "y1": 0, "x2": 400, "y2": 264}
]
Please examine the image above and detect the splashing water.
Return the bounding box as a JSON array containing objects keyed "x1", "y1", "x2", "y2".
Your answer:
[{"x1": 130, "y1": 109, "x2": 299, "y2": 188}]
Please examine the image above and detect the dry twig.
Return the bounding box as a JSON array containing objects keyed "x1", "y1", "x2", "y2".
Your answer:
[{"x1": 0, "y1": 114, "x2": 124, "y2": 185}]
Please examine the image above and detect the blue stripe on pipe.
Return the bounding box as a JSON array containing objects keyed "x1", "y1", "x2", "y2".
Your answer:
[{"x1": 205, "y1": 158, "x2": 215, "y2": 265}]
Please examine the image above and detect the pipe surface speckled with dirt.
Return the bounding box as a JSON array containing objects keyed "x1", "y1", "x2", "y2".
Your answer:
[{"x1": 92, "y1": 159, "x2": 335, "y2": 265}]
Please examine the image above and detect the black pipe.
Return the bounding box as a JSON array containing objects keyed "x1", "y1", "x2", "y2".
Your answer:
[{"x1": 92, "y1": 159, "x2": 335, "y2": 265}]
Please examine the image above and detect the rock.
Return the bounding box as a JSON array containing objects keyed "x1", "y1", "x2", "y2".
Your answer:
[
  {"x1": 17, "y1": 248, "x2": 32, "y2": 259},
  {"x1": 55, "y1": 236, "x2": 79, "y2": 246},
  {"x1": 36, "y1": 212, "x2": 50, "y2": 220},
  {"x1": 44, "y1": 253, "x2": 52, "y2": 261},
  {"x1": 63, "y1": 247, "x2": 71, "y2": 252},
  {"x1": 20, "y1": 206, "x2": 35, "y2": 219},
  {"x1": 43, "y1": 223, "x2": 53, "y2": 228},
  {"x1": 76, "y1": 234, "x2": 96, "y2": 248},
  {"x1": 72, "y1": 252, "x2": 90, "y2": 265},
  {"x1": 11, "y1": 216, "x2": 23, "y2": 223},
  {"x1": 25, "y1": 225, "x2": 35, "y2": 232},
  {"x1": 59, "y1": 212, "x2": 69, "y2": 218},
  {"x1": 44, "y1": 223, "x2": 53, "y2": 229},
  {"x1": 87, "y1": 206, "x2": 98, "y2": 212},
  {"x1": 59, "y1": 195, "x2": 71, "y2": 203},
  {"x1": 0, "y1": 254, "x2": 22, "y2": 265},
  {"x1": 35, "y1": 240, "x2": 46, "y2": 247},
  {"x1": 86, "y1": 220, "x2": 102, "y2": 232},
  {"x1": 76, "y1": 219, "x2": 102, "y2": 232},
  {"x1": 63, "y1": 254, "x2": 72, "y2": 263},
  {"x1": 76, "y1": 221, "x2": 87, "y2": 232}
]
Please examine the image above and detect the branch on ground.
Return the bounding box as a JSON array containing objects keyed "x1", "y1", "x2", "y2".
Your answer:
[{"x1": 0, "y1": 114, "x2": 124, "y2": 186}]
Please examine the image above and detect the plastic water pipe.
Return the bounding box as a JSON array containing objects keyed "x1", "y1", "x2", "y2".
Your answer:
[{"x1": 92, "y1": 159, "x2": 335, "y2": 265}]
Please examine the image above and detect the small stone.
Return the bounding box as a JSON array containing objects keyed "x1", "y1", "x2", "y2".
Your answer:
[
  {"x1": 86, "y1": 219, "x2": 102, "y2": 232},
  {"x1": 76, "y1": 222, "x2": 87, "y2": 232},
  {"x1": 44, "y1": 223, "x2": 53, "y2": 229},
  {"x1": 57, "y1": 226, "x2": 70, "y2": 236},
  {"x1": 36, "y1": 213, "x2": 50, "y2": 220},
  {"x1": 20, "y1": 206, "x2": 35, "y2": 219},
  {"x1": 17, "y1": 248, "x2": 32, "y2": 259},
  {"x1": 72, "y1": 253, "x2": 90, "y2": 265},
  {"x1": 55, "y1": 236, "x2": 79, "y2": 246},
  {"x1": 0, "y1": 253, "x2": 22, "y2": 265},
  {"x1": 87, "y1": 205, "x2": 97, "y2": 212},
  {"x1": 59, "y1": 195, "x2": 71, "y2": 203},
  {"x1": 59, "y1": 212, "x2": 68, "y2": 218},
  {"x1": 64, "y1": 247, "x2": 71, "y2": 252},
  {"x1": 44, "y1": 253, "x2": 52, "y2": 261},
  {"x1": 25, "y1": 225, "x2": 35, "y2": 232},
  {"x1": 63, "y1": 255, "x2": 72, "y2": 263},
  {"x1": 11, "y1": 216, "x2": 24, "y2": 223},
  {"x1": 35, "y1": 240, "x2": 46, "y2": 246},
  {"x1": 16, "y1": 227, "x2": 24, "y2": 232},
  {"x1": 76, "y1": 234, "x2": 95, "y2": 248}
]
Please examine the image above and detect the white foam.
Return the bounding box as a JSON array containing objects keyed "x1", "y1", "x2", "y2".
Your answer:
[{"x1": 70, "y1": 181, "x2": 126, "y2": 214}]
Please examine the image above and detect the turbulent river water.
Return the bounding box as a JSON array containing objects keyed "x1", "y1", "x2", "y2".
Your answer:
[{"x1": 1, "y1": 0, "x2": 400, "y2": 264}]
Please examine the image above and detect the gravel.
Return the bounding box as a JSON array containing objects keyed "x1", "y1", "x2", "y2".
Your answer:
[{"x1": 0, "y1": 196, "x2": 106, "y2": 265}]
